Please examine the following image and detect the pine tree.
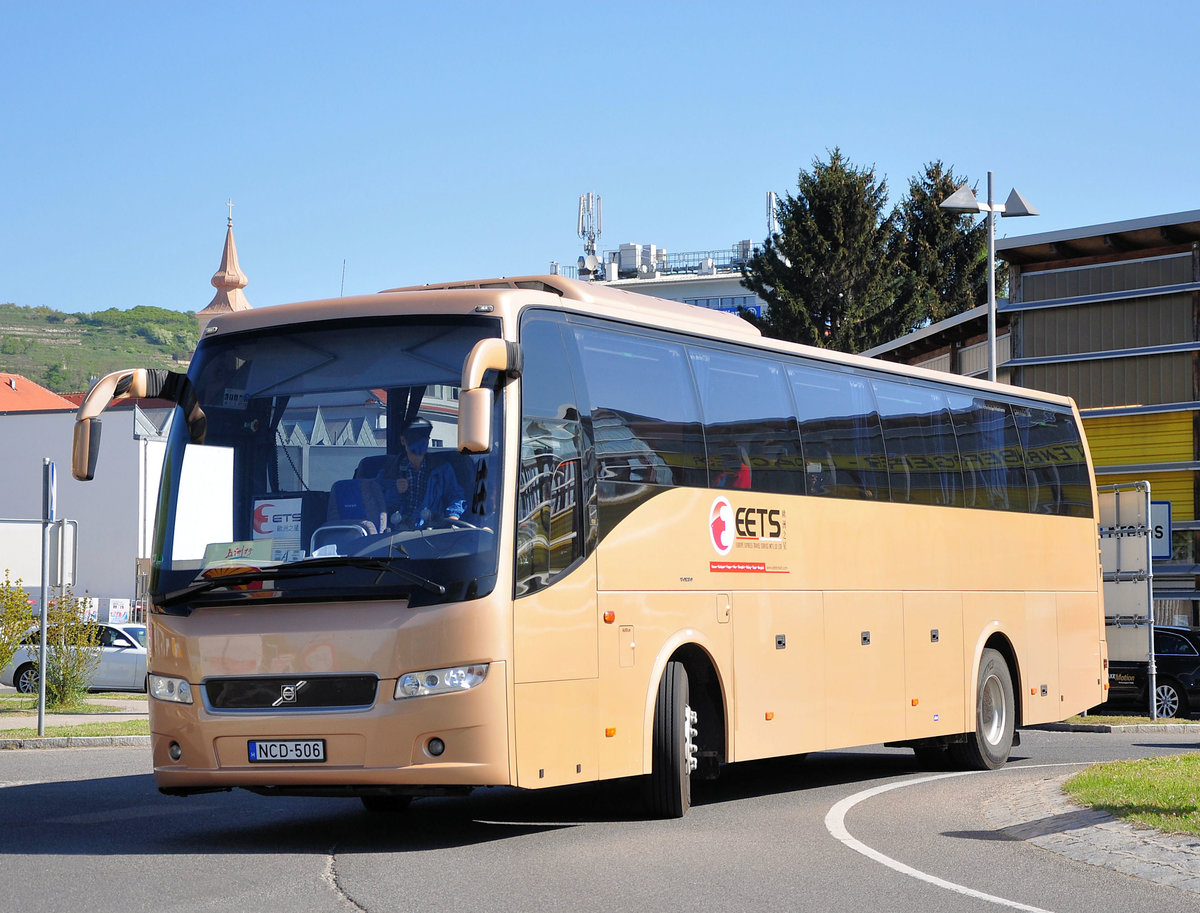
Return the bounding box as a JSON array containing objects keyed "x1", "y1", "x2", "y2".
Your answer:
[
  {"x1": 892, "y1": 161, "x2": 989, "y2": 325},
  {"x1": 740, "y1": 149, "x2": 912, "y2": 353}
]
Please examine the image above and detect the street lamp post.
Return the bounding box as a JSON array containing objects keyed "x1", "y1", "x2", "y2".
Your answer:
[{"x1": 940, "y1": 171, "x2": 1038, "y2": 383}]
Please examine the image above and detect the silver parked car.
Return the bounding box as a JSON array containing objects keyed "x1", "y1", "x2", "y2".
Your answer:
[{"x1": 1, "y1": 623, "x2": 147, "y2": 693}]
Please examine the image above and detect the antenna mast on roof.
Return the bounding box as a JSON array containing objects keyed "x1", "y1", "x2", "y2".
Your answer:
[{"x1": 577, "y1": 192, "x2": 602, "y2": 279}]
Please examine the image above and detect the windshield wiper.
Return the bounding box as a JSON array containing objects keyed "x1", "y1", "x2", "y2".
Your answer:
[
  {"x1": 159, "y1": 555, "x2": 446, "y2": 608},
  {"x1": 284, "y1": 555, "x2": 446, "y2": 596},
  {"x1": 159, "y1": 567, "x2": 337, "y2": 607}
]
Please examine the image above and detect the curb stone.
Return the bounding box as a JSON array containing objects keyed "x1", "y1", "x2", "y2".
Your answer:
[
  {"x1": 1028, "y1": 722, "x2": 1200, "y2": 733},
  {"x1": 0, "y1": 735, "x2": 150, "y2": 750}
]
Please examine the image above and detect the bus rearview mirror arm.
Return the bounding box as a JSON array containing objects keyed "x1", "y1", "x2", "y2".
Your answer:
[
  {"x1": 458, "y1": 339, "x2": 522, "y2": 454},
  {"x1": 72, "y1": 368, "x2": 207, "y2": 481}
]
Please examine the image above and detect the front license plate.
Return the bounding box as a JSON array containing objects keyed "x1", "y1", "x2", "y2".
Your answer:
[{"x1": 248, "y1": 739, "x2": 326, "y2": 763}]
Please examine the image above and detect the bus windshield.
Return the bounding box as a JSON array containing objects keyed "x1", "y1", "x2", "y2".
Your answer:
[{"x1": 151, "y1": 315, "x2": 503, "y2": 611}]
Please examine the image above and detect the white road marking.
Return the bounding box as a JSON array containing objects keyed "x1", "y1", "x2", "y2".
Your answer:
[{"x1": 824, "y1": 763, "x2": 1089, "y2": 913}]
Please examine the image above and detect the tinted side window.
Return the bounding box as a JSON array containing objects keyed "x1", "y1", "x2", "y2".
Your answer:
[
  {"x1": 1012, "y1": 406, "x2": 1094, "y2": 518},
  {"x1": 946, "y1": 394, "x2": 1030, "y2": 512},
  {"x1": 517, "y1": 319, "x2": 585, "y2": 595},
  {"x1": 573, "y1": 325, "x2": 706, "y2": 487},
  {"x1": 788, "y1": 364, "x2": 888, "y2": 500},
  {"x1": 871, "y1": 379, "x2": 963, "y2": 507},
  {"x1": 689, "y1": 347, "x2": 805, "y2": 494},
  {"x1": 1155, "y1": 631, "x2": 1198, "y2": 656}
]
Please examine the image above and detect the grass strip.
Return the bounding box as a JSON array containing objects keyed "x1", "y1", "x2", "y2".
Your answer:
[
  {"x1": 1062, "y1": 713, "x2": 1196, "y2": 726},
  {"x1": 1064, "y1": 754, "x2": 1200, "y2": 837},
  {"x1": 0, "y1": 700, "x2": 139, "y2": 716},
  {"x1": 0, "y1": 719, "x2": 149, "y2": 739}
]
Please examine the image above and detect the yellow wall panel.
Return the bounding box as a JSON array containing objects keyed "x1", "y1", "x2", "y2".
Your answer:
[
  {"x1": 1082, "y1": 412, "x2": 1193, "y2": 522},
  {"x1": 1082, "y1": 411, "x2": 1191, "y2": 466},
  {"x1": 1094, "y1": 470, "x2": 1193, "y2": 522}
]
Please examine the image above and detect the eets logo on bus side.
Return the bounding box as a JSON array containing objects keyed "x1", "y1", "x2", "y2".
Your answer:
[
  {"x1": 709, "y1": 496, "x2": 735, "y2": 556},
  {"x1": 708, "y1": 496, "x2": 788, "y2": 575}
]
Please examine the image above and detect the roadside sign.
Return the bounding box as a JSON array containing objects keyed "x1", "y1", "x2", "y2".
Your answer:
[
  {"x1": 1151, "y1": 500, "x2": 1172, "y2": 561},
  {"x1": 44, "y1": 459, "x2": 56, "y2": 522}
]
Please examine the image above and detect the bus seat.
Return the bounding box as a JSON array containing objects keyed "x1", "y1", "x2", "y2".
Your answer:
[
  {"x1": 325, "y1": 478, "x2": 387, "y2": 534},
  {"x1": 353, "y1": 454, "x2": 388, "y2": 479},
  {"x1": 309, "y1": 478, "x2": 388, "y2": 555},
  {"x1": 432, "y1": 450, "x2": 477, "y2": 498}
]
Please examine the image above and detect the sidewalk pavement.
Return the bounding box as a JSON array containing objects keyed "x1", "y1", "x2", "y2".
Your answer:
[{"x1": 986, "y1": 769, "x2": 1200, "y2": 894}]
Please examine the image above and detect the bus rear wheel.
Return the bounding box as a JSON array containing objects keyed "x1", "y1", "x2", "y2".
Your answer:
[
  {"x1": 950, "y1": 648, "x2": 1014, "y2": 771},
  {"x1": 646, "y1": 661, "x2": 698, "y2": 819}
]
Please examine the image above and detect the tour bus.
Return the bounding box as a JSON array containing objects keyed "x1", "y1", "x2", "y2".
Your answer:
[{"x1": 73, "y1": 275, "x2": 1107, "y2": 818}]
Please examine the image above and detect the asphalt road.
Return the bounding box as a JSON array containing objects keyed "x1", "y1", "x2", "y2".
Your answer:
[{"x1": 1, "y1": 729, "x2": 1197, "y2": 913}]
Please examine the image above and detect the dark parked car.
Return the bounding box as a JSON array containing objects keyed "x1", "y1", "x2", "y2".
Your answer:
[{"x1": 1107, "y1": 625, "x2": 1200, "y2": 719}]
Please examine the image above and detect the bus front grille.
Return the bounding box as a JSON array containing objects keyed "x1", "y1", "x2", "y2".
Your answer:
[{"x1": 203, "y1": 675, "x2": 379, "y2": 711}]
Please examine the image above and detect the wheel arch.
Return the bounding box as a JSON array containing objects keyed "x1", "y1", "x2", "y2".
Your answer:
[
  {"x1": 980, "y1": 632, "x2": 1023, "y2": 728},
  {"x1": 641, "y1": 634, "x2": 729, "y2": 773}
]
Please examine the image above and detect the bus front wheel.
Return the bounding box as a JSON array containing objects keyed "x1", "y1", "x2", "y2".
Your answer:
[
  {"x1": 646, "y1": 661, "x2": 698, "y2": 819},
  {"x1": 951, "y1": 648, "x2": 1015, "y2": 771}
]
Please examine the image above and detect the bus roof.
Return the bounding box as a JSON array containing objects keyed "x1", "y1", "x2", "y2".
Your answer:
[
  {"x1": 201, "y1": 274, "x2": 761, "y2": 342},
  {"x1": 199, "y1": 274, "x2": 1076, "y2": 411}
]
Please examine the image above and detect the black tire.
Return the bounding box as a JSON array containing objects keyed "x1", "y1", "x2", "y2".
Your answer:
[
  {"x1": 361, "y1": 794, "x2": 412, "y2": 814},
  {"x1": 950, "y1": 648, "x2": 1015, "y2": 771},
  {"x1": 1154, "y1": 680, "x2": 1188, "y2": 719},
  {"x1": 646, "y1": 661, "x2": 696, "y2": 819},
  {"x1": 14, "y1": 663, "x2": 36, "y2": 695}
]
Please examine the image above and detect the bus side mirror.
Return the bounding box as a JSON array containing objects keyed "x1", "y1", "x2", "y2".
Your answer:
[
  {"x1": 458, "y1": 388, "x2": 494, "y2": 453},
  {"x1": 71, "y1": 367, "x2": 206, "y2": 480},
  {"x1": 458, "y1": 339, "x2": 521, "y2": 454},
  {"x1": 71, "y1": 368, "x2": 148, "y2": 481},
  {"x1": 72, "y1": 417, "x2": 102, "y2": 482}
]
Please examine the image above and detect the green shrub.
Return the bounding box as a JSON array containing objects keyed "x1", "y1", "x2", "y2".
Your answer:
[
  {"x1": 28, "y1": 586, "x2": 101, "y2": 709},
  {"x1": 0, "y1": 571, "x2": 36, "y2": 672}
]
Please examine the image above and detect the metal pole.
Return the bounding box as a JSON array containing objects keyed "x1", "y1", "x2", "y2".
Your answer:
[
  {"x1": 987, "y1": 170, "x2": 997, "y2": 384},
  {"x1": 1142, "y1": 481, "x2": 1157, "y2": 720},
  {"x1": 37, "y1": 458, "x2": 54, "y2": 737}
]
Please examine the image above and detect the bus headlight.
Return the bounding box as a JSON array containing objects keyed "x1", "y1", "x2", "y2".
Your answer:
[
  {"x1": 149, "y1": 674, "x2": 194, "y2": 704},
  {"x1": 395, "y1": 664, "x2": 488, "y2": 699}
]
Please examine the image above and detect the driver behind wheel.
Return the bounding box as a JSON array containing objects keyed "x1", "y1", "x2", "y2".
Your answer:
[{"x1": 376, "y1": 419, "x2": 467, "y2": 529}]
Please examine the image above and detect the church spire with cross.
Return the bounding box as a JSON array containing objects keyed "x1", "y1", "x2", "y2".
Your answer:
[{"x1": 196, "y1": 199, "x2": 252, "y2": 334}]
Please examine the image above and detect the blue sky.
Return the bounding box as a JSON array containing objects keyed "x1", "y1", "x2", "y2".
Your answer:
[{"x1": 3, "y1": 0, "x2": 1197, "y2": 315}]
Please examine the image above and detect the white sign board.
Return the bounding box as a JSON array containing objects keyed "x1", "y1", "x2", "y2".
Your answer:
[
  {"x1": 253, "y1": 497, "x2": 304, "y2": 562},
  {"x1": 108, "y1": 598, "x2": 131, "y2": 624},
  {"x1": 1098, "y1": 483, "x2": 1153, "y2": 621},
  {"x1": 1151, "y1": 500, "x2": 1172, "y2": 561},
  {"x1": 0, "y1": 518, "x2": 77, "y2": 587}
]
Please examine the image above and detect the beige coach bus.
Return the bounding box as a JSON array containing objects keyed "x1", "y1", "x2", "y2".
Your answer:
[{"x1": 72, "y1": 275, "x2": 1107, "y2": 817}]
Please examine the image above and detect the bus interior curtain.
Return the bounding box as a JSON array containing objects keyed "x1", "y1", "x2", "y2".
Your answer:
[{"x1": 267, "y1": 395, "x2": 291, "y2": 492}]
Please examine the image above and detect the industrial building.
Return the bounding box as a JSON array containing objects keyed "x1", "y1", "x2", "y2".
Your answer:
[{"x1": 869, "y1": 210, "x2": 1200, "y2": 625}]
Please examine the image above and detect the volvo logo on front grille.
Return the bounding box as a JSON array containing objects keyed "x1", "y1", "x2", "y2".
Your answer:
[{"x1": 273, "y1": 680, "x2": 308, "y2": 707}]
